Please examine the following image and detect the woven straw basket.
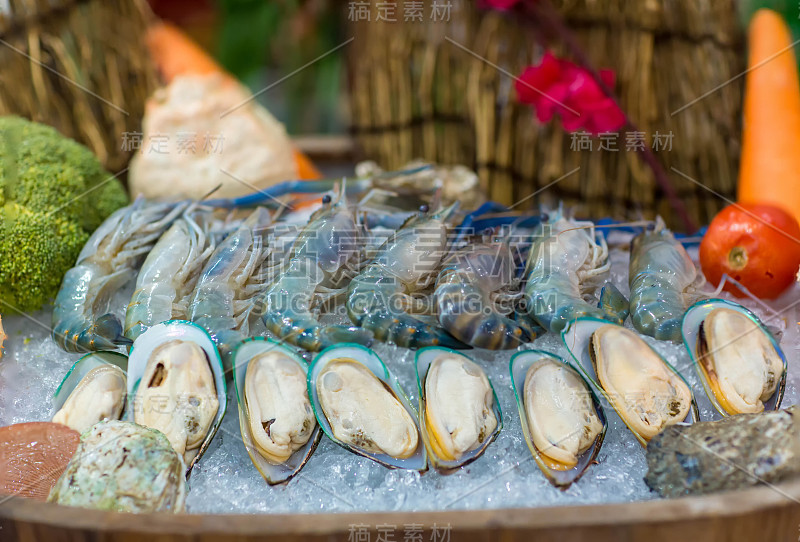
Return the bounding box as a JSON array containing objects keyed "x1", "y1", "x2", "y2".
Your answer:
[
  {"x1": 347, "y1": 0, "x2": 744, "y2": 230},
  {"x1": 0, "y1": 0, "x2": 157, "y2": 172}
]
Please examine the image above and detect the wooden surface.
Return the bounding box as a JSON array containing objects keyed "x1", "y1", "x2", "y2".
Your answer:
[{"x1": 2, "y1": 478, "x2": 800, "y2": 541}]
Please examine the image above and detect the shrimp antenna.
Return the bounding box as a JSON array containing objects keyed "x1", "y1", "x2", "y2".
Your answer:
[
  {"x1": 336, "y1": 177, "x2": 348, "y2": 204},
  {"x1": 557, "y1": 220, "x2": 653, "y2": 236},
  {"x1": 185, "y1": 183, "x2": 225, "y2": 215},
  {"x1": 498, "y1": 214, "x2": 530, "y2": 247}
]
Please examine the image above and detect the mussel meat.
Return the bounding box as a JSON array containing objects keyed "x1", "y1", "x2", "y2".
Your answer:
[
  {"x1": 590, "y1": 324, "x2": 691, "y2": 440},
  {"x1": 317, "y1": 358, "x2": 418, "y2": 459},
  {"x1": 698, "y1": 307, "x2": 783, "y2": 414},
  {"x1": 423, "y1": 353, "x2": 497, "y2": 462},
  {"x1": 134, "y1": 339, "x2": 219, "y2": 460},
  {"x1": 52, "y1": 365, "x2": 126, "y2": 434},
  {"x1": 524, "y1": 358, "x2": 603, "y2": 468},
  {"x1": 244, "y1": 351, "x2": 316, "y2": 465}
]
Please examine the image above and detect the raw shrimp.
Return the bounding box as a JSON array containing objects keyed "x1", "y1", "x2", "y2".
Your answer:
[
  {"x1": 522, "y1": 212, "x2": 628, "y2": 334},
  {"x1": 629, "y1": 218, "x2": 699, "y2": 341},
  {"x1": 346, "y1": 203, "x2": 466, "y2": 349},
  {"x1": 53, "y1": 198, "x2": 188, "y2": 352},
  {"x1": 435, "y1": 239, "x2": 535, "y2": 349},
  {"x1": 261, "y1": 185, "x2": 372, "y2": 352},
  {"x1": 124, "y1": 212, "x2": 215, "y2": 342},
  {"x1": 189, "y1": 207, "x2": 273, "y2": 370}
]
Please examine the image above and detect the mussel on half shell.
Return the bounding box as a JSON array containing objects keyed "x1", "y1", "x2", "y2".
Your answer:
[
  {"x1": 682, "y1": 299, "x2": 787, "y2": 416},
  {"x1": 510, "y1": 349, "x2": 606, "y2": 487},
  {"x1": 127, "y1": 320, "x2": 226, "y2": 473},
  {"x1": 562, "y1": 318, "x2": 699, "y2": 445},
  {"x1": 415, "y1": 347, "x2": 501, "y2": 469},
  {"x1": 233, "y1": 338, "x2": 321, "y2": 484},
  {"x1": 308, "y1": 344, "x2": 426, "y2": 471},
  {"x1": 52, "y1": 352, "x2": 128, "y2": 434}
]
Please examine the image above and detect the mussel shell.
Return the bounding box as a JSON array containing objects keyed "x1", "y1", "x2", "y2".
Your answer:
[
  {"x1": 233, "y1": 338, "x2": 321, "y2": 485},
  {"x1": 681, "y1": 298, "x2": 787, "y2": 417},
  {"x1": 308, "y1": 343, "x2": 427, "y2": 471},
  {"x1": 414, "y1": 347, "x2": 502, "y2": 470},
  {"x1": 561, "y1": 317, "x2": 699, "y2": 446},
  {"x1": 509, "y1": 349, "x2": 606, "y2": 488},
  {"x1": 125, "y1": 320, "x2": 227, "y2": 476},
  {"x1": 52, "y1": 351, "x2": 129, "y2": 415}
]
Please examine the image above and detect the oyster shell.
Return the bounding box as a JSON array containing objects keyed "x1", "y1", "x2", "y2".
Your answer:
[
  {"x1": 682, "y1": 300, "x2": 787, "y2": 416},
  {"x1": 590, "y1": 324, "x2": 692, "y2": 441},
  {"x1": 415, "y1": 347, "x2": 501, "y2": 468},
  {"x1": 48, "y1": 420, "x2": 185, "y2": 513},
  {"x1": 51, "y1": 352, "x2": 128, "y2": 434},
  {"x1": 561, "y1": 317, "x2": 699, "y2": 445},
  {"x1": 309, "y1": 344, "x2": 426, "y2": 470},
  {"x1": 645, "y1": 406, "x2": 800, "y2": 498},
  {"x1": 233, "y1": 338, "x2": 321, "y2": 484},
  {"x1": 510, "y1": 349, "x2": 606, "y2": 488},
  {"x1": 127, "y1": 321, "x2": 226, "y2": 472}
]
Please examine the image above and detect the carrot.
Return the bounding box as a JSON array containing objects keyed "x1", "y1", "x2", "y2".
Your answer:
[
  {"x1": 292, "y1": 148, "x2": 322, "y2": 180},
  {"x1": 146, "y1": 22, "x2": 225, "y2": 83},
  {"x1": 737, "y1": 9, "x2": 800, "y2": 225},
  {"x1": 145, "y1": 21, "x2": 322, "y2": 180}
]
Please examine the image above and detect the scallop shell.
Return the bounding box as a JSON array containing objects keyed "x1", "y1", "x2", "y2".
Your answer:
[
  {"x1": 308, "y1": 343, "x2": 427, "y2": 471},
  {"x1": 415, "y1": 347, "x2": 501, "y2": 470},
  {"x1": 681, "y1": 298, "x2": 787, "y2": 417},
  {"x1": 561, "y1": 318, "x2": 699, "y2": 445},
  {"x1": 126, "y1": 320, "x2": 226, "y2": 475},
  {"x1": 510, "y1": 349, "x2": 607, "y2": 487},
  {"x1": 0, "y1": 422, "x2": 80, "y2": 502},
  {"x1": 233, "y1": 338, "x2": 321, "y2": 485}
]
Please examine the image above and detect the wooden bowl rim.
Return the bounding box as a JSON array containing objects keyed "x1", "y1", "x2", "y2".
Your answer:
[{"x1": 1, "y1": 477, "x2": 799, "y2": 535}]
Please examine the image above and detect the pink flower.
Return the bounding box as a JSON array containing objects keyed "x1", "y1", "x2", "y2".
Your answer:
[
  {"x1": 515, "y1": 52, "x2": 625, "y2": 135},
  {"x1": 480, "y1": 0, "x2": 521, "y2": 9}
]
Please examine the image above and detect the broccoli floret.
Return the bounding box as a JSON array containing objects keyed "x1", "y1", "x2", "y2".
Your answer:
[{"x1": 0, "y1": 116, "x2": 129, "y2": 313}]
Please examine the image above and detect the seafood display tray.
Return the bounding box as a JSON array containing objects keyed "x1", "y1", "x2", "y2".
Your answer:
[{"x1": 1, "y1": 239, "x2": 799, "y2": 540}]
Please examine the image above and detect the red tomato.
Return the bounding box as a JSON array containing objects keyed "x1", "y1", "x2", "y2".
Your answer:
[{"x1": 699, "y1": 203, "x2": 800, "y2": 299}]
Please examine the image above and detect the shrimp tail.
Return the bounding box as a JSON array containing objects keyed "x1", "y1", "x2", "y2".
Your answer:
[
  {"x1": 308, "y1": 325, "x2": 374, "y2": 351},
  {"x1": 263, "y1": 311, "x2": 373, "y2": 352},
  {"x1": 599, "y1": 282, "x2": 629, "y2": 324},
  {"x1": 629, "y1": 274, "x2": 684, "y2": 341},
  {"x1": 629, "y1": 295, "x2": 684, "y2": 341},
  {"x1": 435, "y1": 281, "x2": 533, "y2": 349},
  {"x1": 439, "y1": 309, "x2": 530, "y2": 350},
  {"x1": 357, "y1": 311, "x2": 470, "y2": 349},
  {"x1": 94, "y1": 314, "x2": 131, "y2": 347},
  {"x1": 522, "y1": 281, "x2": 600, "y2": 334},
  {"x1": 54, "y1": 313, "x2": 128, "y2": 352},
  {"x1": 515, "y1": 313, "x2": 546, "y2": 343}
]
